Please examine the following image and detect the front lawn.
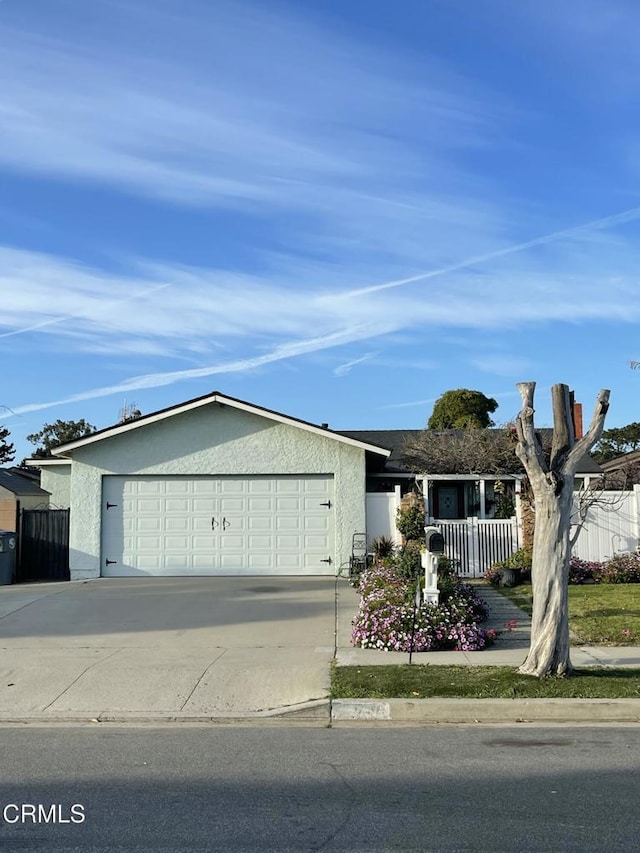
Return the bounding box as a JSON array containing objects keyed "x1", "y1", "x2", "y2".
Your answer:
[
  {"x1": 498, "y1": 583, "x2": 640, "y2": 645},
  {"x1": 331, "y1": 665, "x2": 640, "y2": 699}
]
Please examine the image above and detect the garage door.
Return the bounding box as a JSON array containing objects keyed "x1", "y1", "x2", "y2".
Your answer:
[{"x1": 101, "y1": 475, "x2": 335, "y2": 576}]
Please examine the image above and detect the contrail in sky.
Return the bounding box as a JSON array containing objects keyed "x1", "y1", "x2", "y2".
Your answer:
[
  {"x1": 334, "y1": 205, "x2": 640, "y2": 299},
  {"x1": 0, "y1": 283, "x2": 173, "y2": 339},
  {"x1": 7, "y1": 203, "x2": 640, "y2": 417}
]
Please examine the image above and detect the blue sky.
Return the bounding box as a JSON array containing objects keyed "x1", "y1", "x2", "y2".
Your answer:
[{"x1": 1, "y1": 0, "x2": 639, "y2": 461}]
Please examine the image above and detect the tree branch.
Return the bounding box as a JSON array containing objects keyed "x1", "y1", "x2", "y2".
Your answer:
[
  {"x1": 550, "y1": 384, "x2": 574, "y2": 470},
  {"x1": 565, "y1": 389, "x2": 611, "y2": 474},
  {"x1": 514, "y1": 382, "x2": 547, "y2": 486}
]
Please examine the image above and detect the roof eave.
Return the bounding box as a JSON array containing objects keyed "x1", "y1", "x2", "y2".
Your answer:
[{"x1": 50, "y1": 392, "x2": 391, "y2": 458}]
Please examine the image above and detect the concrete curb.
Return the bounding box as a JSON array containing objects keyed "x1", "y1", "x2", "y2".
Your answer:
[
  {"x1": 2, "y1": 697, "x2": 639, "y2": 726},
  {"x1": 331, "y1": 698, "x2": 640, "y2": 724},
  {"x1": 0, "y1": 700, "x2": 331, "y2": 726}
]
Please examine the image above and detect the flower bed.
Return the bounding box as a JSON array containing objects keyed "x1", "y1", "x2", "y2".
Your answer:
[
  {"x1": 351, "y1": 561, "x2": 490, "y2": 653},
  {"x1": 486, "y1": 550, "x2": 640, "y2": 586}
]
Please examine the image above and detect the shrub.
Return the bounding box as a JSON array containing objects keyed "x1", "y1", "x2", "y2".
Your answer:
[
  {"x1": 351, "y1": 563, "x2": 489, "y2": 652},
  {"x1": 484, "y1": 563, "x2": 504, "y2": 586},
  {"x1": 436, "y1": 555, "x2": 460, "y2": 598},
  {"x1": 569, "y1": 557, "x2": 602, "y2": 584},
  {"x1": 395, "y1": 500, "x2": 425, "y2": 543},
  {"x1": 599, "y1": 552, "x2": 640, "y2": 584},
  {"x1": 393, "y1": 541, "x2": 423, "y2": 580},
  {"x1": 485, "y1": 550, "x2": 640, "y2": 586},
  {"x1": 501, "y1": 548, "x2": 533, "y2": 572},
  {"x1": 484, "y1": 548, "x2": 532, "y2": 585},
  {"x1": 372, "y1": 536, "x2": 396, "y2": 562}
]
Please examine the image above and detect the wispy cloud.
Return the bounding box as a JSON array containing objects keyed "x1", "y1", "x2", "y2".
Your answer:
[
  {"x1": 0, "y1": 0, "x2": 506, "y2": 274},
  {"x1": 328, "y1": 204, "x2": 640, "y2": 299},
  {"x1": 8, "y1": 326, "x2": 393, "y2": 418},
  {"x1": 3, "y1": 1, "x2": 640, "y2": 430},
  {"x1": 2, "y1": 208, "x2": 640, "y2": 387},
  {"x1": 333, "y1": 353, "x2": 376, "y2": 377}
]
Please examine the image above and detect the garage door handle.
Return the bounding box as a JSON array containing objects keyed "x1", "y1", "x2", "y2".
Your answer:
[
  {"x1": 321, "y1": 557, "x2": 332, "y2": 564},
  {"x1": 211, "y1": 517, "x2": 218, "y2": 530},
  {"x1": 222, "y1": 517, "x2": 230, "y2": 530},
  {"x1": 320, "y1": 501, "x2": 332, "y2": 508},
  {"x1": 105, "y1": 559, "x2": 117, "y2": 566}
]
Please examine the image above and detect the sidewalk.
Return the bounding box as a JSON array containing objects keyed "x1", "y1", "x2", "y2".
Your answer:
[{"x1": 335, "y1": 579, "x2": 640, "y2": 668}]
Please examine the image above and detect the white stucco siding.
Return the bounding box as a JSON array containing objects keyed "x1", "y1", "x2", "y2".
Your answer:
[
  {"x1": 66, "y1": 404, "x2": 366, "y2": 579},
  {"x1": 39, "y1": 466, "x2": 71, "y2": 508}
]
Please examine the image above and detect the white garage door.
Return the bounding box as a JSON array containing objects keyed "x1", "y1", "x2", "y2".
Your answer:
[{"x1": 101, "y1": 475, "x2": 335, "y2": 576}]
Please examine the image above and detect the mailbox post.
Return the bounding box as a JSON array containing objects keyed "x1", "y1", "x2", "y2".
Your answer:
[{"x1": 421, "y1": 526, "x2": 445, "y2": 604}]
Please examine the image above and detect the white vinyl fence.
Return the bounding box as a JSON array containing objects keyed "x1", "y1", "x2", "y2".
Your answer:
[
  {"x1": 436, "y1": 518, "x2": 520, "y2": 578},
  {"x1": 364, "y1": 491, "x2": 518, "y2": 577},
  {"x1": 571, "y1": 486, "x2": 640, "y2": 563},
  {"x1": 365, "y1": 489, "x2": 402, "y2": 549}
]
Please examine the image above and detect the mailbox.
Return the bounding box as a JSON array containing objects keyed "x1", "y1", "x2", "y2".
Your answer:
[{"x1": 424, "y1": 526, "x2": 445, "y2": 554}]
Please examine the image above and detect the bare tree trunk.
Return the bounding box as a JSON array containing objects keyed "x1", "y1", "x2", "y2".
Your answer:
[
  {"x1": 514, "y1": 382, "x2": 610, "y2": 678},
  {"x1": 519, "y1": 487, "x2": 573, "y2": 676}
]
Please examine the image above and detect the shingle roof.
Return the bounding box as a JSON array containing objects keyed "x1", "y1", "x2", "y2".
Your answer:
[
  {"x1": 337, "y1": 429, "x2": 602, "y2": 475},
  {"x1": 600, "y1": 449, "x2": 640, "y2": 470},
  {"x1": 0, "y1": 469, "x2": 50, "y2": 497},
  {"x1": 337, "y1": 430, "x2": 421, "y2": 470}
]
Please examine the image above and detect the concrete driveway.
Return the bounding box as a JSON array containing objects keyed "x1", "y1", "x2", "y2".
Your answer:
[{"x1": 0, "y1": 578, "x2": 337, "y2": 721}]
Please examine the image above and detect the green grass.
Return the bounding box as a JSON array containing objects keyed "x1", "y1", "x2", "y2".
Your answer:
[
  {"x1": 496, "y1": 583, "x2": 640, "y2": 645},
  {"x1": 568, "y1": 585, "x2": 640, "y2": 645},
  {"x1": 331, "y1": 664, "x2": 640, "y2": 699}
]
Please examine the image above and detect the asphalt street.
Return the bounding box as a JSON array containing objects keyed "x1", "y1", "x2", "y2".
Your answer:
[{"x1": 0, "y1": 725, "x2": 639, "y2": 852}]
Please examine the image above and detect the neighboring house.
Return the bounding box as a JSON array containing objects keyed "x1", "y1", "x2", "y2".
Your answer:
[
  {"x1": 0, "y1": 468, "x2": 50, "y2": 532},
  {"x1": 33, "y1": 391, "x2": 390, "y2": 580},
  {"x1": 598, "y1": 450, "x2": 640, "y2": 489}
]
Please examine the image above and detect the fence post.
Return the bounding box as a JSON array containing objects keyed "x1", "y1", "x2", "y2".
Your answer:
[
  {"x1": 393, "y1": 486, "x2": 402, "y2": 545},
  {"x1": 468, "y1": 517, "x2": 478, "y2": 577},
  {"x1": 635, "y1": 485, "x2": 640, "y2": 551}
]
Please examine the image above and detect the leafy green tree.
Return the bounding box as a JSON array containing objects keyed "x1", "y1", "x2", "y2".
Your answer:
[
  {"x1": 27, "y1": 419, "x2": 97, "y2": 458},
  {"x1": 0, "y1": 425, "x2": 15, "y2": 464},
  {"x1": 428, "y1": 389, "x2": 498, "y2": 430},
  {"x1": 592, "y1": 422, "x2": 640, "y2": 462}
]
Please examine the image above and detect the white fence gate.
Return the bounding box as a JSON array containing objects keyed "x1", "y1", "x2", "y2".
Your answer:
[
  {"x1": 436, "y1": 518, "x2": 520, "y2": 578},
  {"x1": 571, "y1": 486, "x2": 640, "y2": 562}
]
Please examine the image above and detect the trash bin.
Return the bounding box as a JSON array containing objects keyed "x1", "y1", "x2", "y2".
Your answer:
[{"x1": 0, "y1": 531, "x2": 17, "y2": 585}]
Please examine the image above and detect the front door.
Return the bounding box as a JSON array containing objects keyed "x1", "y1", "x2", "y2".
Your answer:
[{"x1": 434, "y1": 484, "x2": 464, "y2": 519}]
